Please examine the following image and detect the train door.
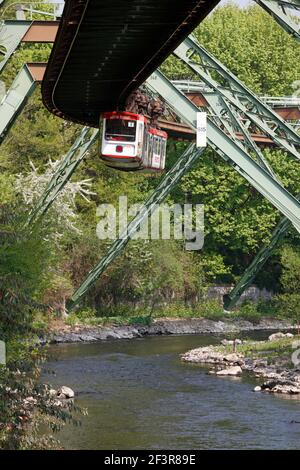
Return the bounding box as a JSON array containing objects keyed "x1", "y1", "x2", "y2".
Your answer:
[{"x1": 152, "y1": 136, "x2": 161, "y2": 169}]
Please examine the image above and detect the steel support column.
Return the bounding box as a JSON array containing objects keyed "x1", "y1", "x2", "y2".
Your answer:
[
  {"x1": 0, "y1": 64, "x2": 37, "y2": 143},
  {"x1": 175, "y1": 36, "x2": 300, "y2": 165},
  {"x1": 27, "y1": 126, "x2": 98, "y2": 225},
  {"x1": 0, "y1": 21, "x2": 32, "y2": 73}
]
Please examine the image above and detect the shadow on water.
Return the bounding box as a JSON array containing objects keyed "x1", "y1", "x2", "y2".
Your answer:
[{"x1": 42, "y1": 332, "x2": 300, "y2": 450}]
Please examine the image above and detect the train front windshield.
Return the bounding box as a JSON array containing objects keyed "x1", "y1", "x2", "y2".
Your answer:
[{"x1": 105, "y1": 118, "x2": 137, "y2": 142}]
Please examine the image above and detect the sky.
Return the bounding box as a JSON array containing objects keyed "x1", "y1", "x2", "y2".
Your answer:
[{"x1": 220, "y1": 0, "x2": 252, "y2": 6}]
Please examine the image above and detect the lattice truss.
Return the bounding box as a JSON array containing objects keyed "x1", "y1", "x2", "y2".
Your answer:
[
  {"x1": 254, "y1": 0, "x2": 300, "y2": 42},
  {"x1": 174, "y1": 36, "x2": 300, "y2": 183}
]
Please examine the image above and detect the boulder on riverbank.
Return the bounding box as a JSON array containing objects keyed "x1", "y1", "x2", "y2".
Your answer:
[
  {"x1": 268, "y1": 332, "x2": 294, "y2": 341},
  {"x1": 57, "y1": 386, "x2": 75, "y2": 399},
  {"x1": 215, "y1": 366, "x2": 243, "y2": 376}
]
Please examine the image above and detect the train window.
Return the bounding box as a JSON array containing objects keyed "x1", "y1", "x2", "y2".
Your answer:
[{"x1": 105, "y1": 119, "x2": 136, "y2": 142}]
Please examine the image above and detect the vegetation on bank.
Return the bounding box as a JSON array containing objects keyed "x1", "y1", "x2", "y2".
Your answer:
[
  {"x1": 0, "y1": 2, "x2": 300, "y2": 448},
  {"x1": 215, "y1": 335, "x2": 300, "y2": 368},
  {"x1": 63, "y1": 298, "x2": 299, "y2": 329}
]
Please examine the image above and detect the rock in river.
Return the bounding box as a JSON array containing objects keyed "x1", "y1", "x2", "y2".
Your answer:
[{"x1": 57, "y1": 386, "x2": 75, "y2": 399}]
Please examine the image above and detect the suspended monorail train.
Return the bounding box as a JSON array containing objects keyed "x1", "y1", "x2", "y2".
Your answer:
[{"x1": 100, "y1": 111, "x2": 168, "y2": 172}]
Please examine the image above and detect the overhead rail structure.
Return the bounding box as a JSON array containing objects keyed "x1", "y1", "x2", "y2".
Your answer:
[
  {"x1": 0, "y1": 19, "x2": 59, "y2": 74},
  {"x1": 41, "y1": 0, "x2": 221, "y2": 125},
  {"x1": 255, "y1": 0, "x2": 300, "y2": 42},
  {"x1": 68, "y1": 70, "x2": 300, "y2": 308},
  {"x1": 0, "y1": 62, "x2": 45, "y2": 143},
  {"x1": 174, "y1": 36, "x2": 300, "y2": 175},
  {"x1": 1, "y1": 1, "x2": 300, "y2": 307},
  {"x1": 2, "y1": 62, "x2": 299, "y2": 146}
]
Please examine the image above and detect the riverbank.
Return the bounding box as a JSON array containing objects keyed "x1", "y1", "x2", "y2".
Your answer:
[
  {"x1": 48, "y1": 317, "x2": 297, "y2": 344},
  {"x1": 182, "y1": 332, "x2": 300, "y2": 396},
  {"x1": 44, "y1": 333, "x2": 300, "y2": 449}
]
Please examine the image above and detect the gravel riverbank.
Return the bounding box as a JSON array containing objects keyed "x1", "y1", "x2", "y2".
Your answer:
[
  {"x1": 182, "y1": 332, "x2": 300, "y2": 396},
  {"x1": 48, "y1": 318, "x2": 297, "y2": 344}
]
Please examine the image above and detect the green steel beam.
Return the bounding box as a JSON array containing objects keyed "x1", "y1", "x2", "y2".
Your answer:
[
  {"x1": 146, "y1": 70, "x2": 300, "y2": 232},
  {"x1": 69, "y1": 70, "x2": 300, "y2": 308},
  {"x1": 0, "y1": 20, "x2": 32, "y2": 74},
  {"x1": 176, "y1": 36, "x2": 300, "y2": 165},
  {"x1": 27, "y1": 126, "x2": 98, "y2": 225},
  {"x1": 0, "y1": 63, "x2": 37, "y2": 143},
  {"x1": 174, "y1": 35, "x2": 300, "y2": 308},
  {"x1": 68, "y1": 143, "x2": 205, "y2": 309},
  {"x1": 223, "y1": 200, "x2": 297, "y2": 310},
  {"x1": 255, "y1": 0, "x2": 300, "y2": 42}
]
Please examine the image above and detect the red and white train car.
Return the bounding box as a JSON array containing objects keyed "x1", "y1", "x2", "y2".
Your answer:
[{"x1": 100, "y1": 111, "x2": 167, "y2": 172}]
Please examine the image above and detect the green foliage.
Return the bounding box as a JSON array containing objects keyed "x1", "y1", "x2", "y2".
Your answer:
[
  {"x1": 280, "y1": 246, "x2": 300, "y2": 294},
  {"x1": 0, "y1": 338, "x2": 84, "y2": 450},
  {"x1": 232, "y1": 302, "x2": 262, "y2": 324},
  {"x1": 162, "y1": 3, "x2": 300, "y2": 95}
]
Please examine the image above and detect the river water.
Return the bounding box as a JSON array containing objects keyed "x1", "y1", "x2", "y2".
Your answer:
[{"x1": 43, "y1": 333, "x2": 300, "y2": 450}]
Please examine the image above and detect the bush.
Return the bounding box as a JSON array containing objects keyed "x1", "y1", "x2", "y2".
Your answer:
[
  {"x1": 232, "y1": 303, "x2": 262, "y2": 324},
  {"x1": 274, "y1": 293, "x2": 300, "y2": 326}
]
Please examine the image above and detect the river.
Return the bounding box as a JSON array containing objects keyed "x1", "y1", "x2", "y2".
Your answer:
[{"x1": 43, "y1": 333, "x2": 300, "y2": 450}]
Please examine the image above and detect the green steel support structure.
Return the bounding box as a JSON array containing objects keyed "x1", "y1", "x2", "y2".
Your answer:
[
  {"x1": 1, "y1": 16, "x2": 299, "y2": 309},
  {"x1": 69, "y1": 71, "x2": 300, "y2": 308},
  {"x1": 255, "y1": 0, "x2": 300, "y2": 42},
  {"x1": 27, "y1": 126, "x2": 98, "y2": 225},
  {"x1": 0, "y1": 64, "x2": 37, "y2": 143},
  {"x1": 68, "y1": 143, "x2": 205, "y2": 309},
  {"x1": 174, "y1": 35, "x2": 300, "y2": 307},
  {"x1": 0, "y1": 21, "x2": 31, "y2": 73},
  {"x1": 177, "y1": 36, "x2": 300, "y2": 167},
  {"x1": 147, "y1": 71, "x2": 300, "y2": 231}
]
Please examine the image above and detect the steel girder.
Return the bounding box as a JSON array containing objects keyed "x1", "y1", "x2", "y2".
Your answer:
[
  {"x1": 0, "y1": 64, "x2": 37, "y2": 143},
  {"x1": 0, "y1": 21, "x2": 31, "y2": 74},
  {"x1": 255, "y1": 0, "x2": 300, "y2": 42},
  {"x1": 27, "y1": 126, "x2": 98, "y2": 225},
  {"x1": 176, "y1": 36, "x2": 300, "y2": 168},
  {"x1": 68, "y1": 143, "x2": 205, "y2": 309},
  {"x1": 146, "y1": 70, "x2": 300, "y2": 232},
  {"x1": 174, "y1": 35, "x2": 300, "y2": 308}
]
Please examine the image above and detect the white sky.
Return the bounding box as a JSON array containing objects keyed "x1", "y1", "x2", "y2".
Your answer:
[{"x1": 220, "y1": 0, "x2": 252, "y2": 6}]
